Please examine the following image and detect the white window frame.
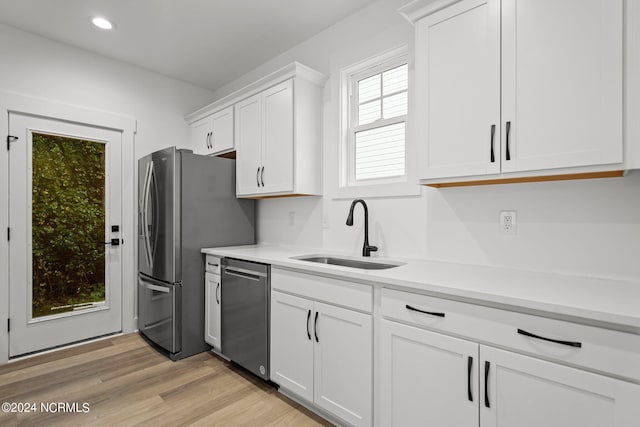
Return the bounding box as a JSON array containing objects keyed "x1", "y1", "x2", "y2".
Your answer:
[
  {"x1": 349, "y1": 56, "x2": 408, "y2": 184},
  {"x1": 335, "y1": 45, "x2": 420, "y2": 199}
]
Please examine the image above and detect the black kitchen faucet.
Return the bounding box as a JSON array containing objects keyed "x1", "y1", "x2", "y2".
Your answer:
[{"x1": 346, "y1": 199, "x2": 378, "y2": 257}]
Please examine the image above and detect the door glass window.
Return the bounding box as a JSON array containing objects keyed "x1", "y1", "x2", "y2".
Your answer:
[{"x1": 31, "y1": 132, "x2": 107, "y2": 318}]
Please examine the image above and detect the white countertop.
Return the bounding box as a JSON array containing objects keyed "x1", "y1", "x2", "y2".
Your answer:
[{"x1": 202, "y1": 244, "x2": 640, "y2": 333}]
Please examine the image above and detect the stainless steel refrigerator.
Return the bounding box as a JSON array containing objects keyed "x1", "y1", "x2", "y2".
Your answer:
[{"x1": 137, "y1": 147, "x2": 255, "y2": 360}]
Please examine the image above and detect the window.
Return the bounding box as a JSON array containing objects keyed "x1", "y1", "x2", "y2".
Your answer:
[{"x1": 347, "y1": 54, "x2": 408, "y2": 185}]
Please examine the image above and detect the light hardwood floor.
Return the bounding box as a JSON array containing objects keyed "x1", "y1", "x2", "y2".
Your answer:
[{"x1": 0, "y1": 333, "x2": 333, "y2": 426}]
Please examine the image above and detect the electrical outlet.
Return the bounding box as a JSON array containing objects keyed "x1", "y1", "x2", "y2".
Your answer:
[
  {"x1": 500, "y1": 211, "x2": 517, "y2": 235},
  {"x1": 288, "y1": 211, "x2": 296, "y2": 226}
]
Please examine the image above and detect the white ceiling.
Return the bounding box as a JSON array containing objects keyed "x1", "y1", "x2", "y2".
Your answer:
[{"x1": 0, "y1": 0, "x2": 376, "y2": 91}]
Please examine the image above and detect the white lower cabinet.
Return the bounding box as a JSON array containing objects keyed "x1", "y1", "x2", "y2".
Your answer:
[
  {"x1": 380, "y1": 320, "x2": 479, "y2": 427},
  {"x1": 271, "y1": 290, "x2": 372, "y2": 427},
  {"x1": 204, "y1": 272, "x2": 221, "y2": 351},
  {"x1": 481, "y1": 346, "x2": 640, "y2": 427},
  {"x1": 380, "y1": 289, "x2": 640, "y2": 427},
  {"x1": 270, "y1": 291, "x2": 314, "y2": 402}
]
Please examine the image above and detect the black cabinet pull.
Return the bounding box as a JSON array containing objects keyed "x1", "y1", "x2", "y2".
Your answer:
[
  {"x1": 256, "y1": 167, "x2": 260, "y2": 187},
  {"x1": 467, "y1": 356, "x2": 473, "y2": 402},
  {"x1": 260, "y1": 166, "x2": 265, "y2": 187},
  {"x1": 314, "y1": 311, "x2": 319, "y2": 343},
  {"x1": 490, "y1": 124, "x2": 496, "y2": 163},
  {"x1": 505, "y1": 121, "x2": 511, "y2": 161},
  {"x1": 405, "y1": 304, "x2": 445, "y2": 318},
  {"x1": 215, "y1": 282, "x2": 220, "y2": 304},
  {"x1": 306, "y1": 309, "x2": 311, "y2": 340},
  {"x1": 517, "y1": 328, "x2": 582, "y2": 348},
  {"x1": 484, "y1": 361, "x2": 490, "y2": 408}
]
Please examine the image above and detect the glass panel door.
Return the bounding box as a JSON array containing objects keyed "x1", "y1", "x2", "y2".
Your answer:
[
  {"x1": 31, "y1": 133, "x2": 107, "y2": 318},
  {"x1": 9, "y1": 113, "x2": 122, "y2": 357}
]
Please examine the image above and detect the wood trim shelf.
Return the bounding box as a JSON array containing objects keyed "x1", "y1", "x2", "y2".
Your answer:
[
  {"x1": 424, "y1": 170, "x2": 624, "y2": 188},
  {"x1": 248, "y1": 193, "x2": 318, "y2": 200}
]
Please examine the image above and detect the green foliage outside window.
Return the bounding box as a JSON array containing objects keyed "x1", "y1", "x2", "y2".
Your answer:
[{"x1": 32, "y1": 133, "x2": 106, "y2": 318}]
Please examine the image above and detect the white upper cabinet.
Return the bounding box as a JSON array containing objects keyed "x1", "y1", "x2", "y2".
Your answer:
[
  {"x1": 402, "y1": 0, "x2": 626, "y2": 185},
  {"x1": 190, "y1": 105, "x2": 234, "y2": 156},
  {"x1": 261, "y1": 81, "x2": 295, "y2": 194},
  {"x1": 236, "y1": 80, "x2": 296, "y2": 196},
  {"x1": 191, "y1": 115, "x2": 213, "y2": 156},
  {"x1": 186, "y1": 62, "x2": 325, "y2": 198},
  {"x1": 417, "y1": 0, "x2": 501, "y2": 179},
  {"x1": 235, "y1": 94, "x2": 263, "y2": 196},
  {"x1": 501, "y1": 0, "x2": 623, "y2": 173},
  {"x1": 210, "y1": 106, "x2": 234, "y2": 154},
  {"x1": 235, "y1": 70, "x2": 324, "y2": 198}
]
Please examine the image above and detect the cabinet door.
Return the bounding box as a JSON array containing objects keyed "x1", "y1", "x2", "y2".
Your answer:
[
  {"x1": 501, "y1": 0, "x2": 623, "y2": 172},
  {"x1": 481, "y1": 345, "x2": 640, "y2": 427},
  {"x1": 210, "y1": 106, "x2": 234, "y2": 154},
  {"x1": 191, "y1": 116, "x2": 212, "y2": 155},
  {"x1": 417, "y1": 0, "x2": 501, "y2": 179},
  {"x1": 270, "y1": 291, "x2": 314, "y2": 402},
  {"x1": 235, "y1": 94, "x2": 263, "y2": 196},
  {"x1": 380, "y1": 320, "x2": 479, "y2": 427},
  {"x1": 313, "y1": 302, "x2": 372, "y2": 427},
  {"x1": 204, "y1": 272, "x2": 221, "y2": 350},
  {"x1": 261, "y1": 79, "x2": 294, "y2": 194}
]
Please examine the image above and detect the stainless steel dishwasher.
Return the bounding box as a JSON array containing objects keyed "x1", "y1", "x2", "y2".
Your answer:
[{"x1": 221, "y1": 257, "x2": 270, "y2": 380}]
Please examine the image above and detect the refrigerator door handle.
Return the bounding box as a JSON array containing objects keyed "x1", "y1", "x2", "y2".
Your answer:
[
  {"x1": 148, "y1": 161, "x2": 158, "y2": 269},
  {"x1": 141, "y1": 162, "x2": 153, "y2": 267}
]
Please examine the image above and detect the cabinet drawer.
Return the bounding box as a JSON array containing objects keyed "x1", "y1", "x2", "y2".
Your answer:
[
  {"x1": 273, "y1": 268, "x2": 372, "y2": 313},
  {"x1": 382, "y1": 288, "x2": 640, "y2": 382},
  {"x1": 205, "y1": 255, "x2": 221, "y2": 274}
]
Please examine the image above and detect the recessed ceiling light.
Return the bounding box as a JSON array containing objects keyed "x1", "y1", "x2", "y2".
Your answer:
[{"x1": 92, "y1": 17, "x2": 113, "y2": 30}]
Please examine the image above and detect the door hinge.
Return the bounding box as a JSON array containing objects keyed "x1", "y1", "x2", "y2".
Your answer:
[
  {"x1": 6, "y1": 227, "x2": 9, "y2": 241},
  {"x1": 7, "y1": 135, "x2": 18, "y2": 151},
  {"x1": 7, "y1": 319, "x2": 10, "y2": 333}
]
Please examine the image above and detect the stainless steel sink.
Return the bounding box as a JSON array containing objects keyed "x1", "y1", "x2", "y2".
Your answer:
[{"x1": 294, "y1": 255, "x2": 403, "y2": 270}]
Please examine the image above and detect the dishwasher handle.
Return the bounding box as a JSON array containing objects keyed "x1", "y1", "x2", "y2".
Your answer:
[{"x1": 223, "y1": 266, "x2": 266, "y2": 282}]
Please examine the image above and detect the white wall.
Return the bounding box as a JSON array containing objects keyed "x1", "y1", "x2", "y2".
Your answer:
[
  {"x1": 217, "y1": 0, "x2": 640, "y2": 282},
  {"x1": 0, "y1": 24, "x2": 214, "y2": 158},
  {"x1": 0, "y1": 23, "x2": 214, "y2": 363}
]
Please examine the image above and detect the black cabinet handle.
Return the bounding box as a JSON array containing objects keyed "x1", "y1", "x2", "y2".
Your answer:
[
  {"x1": 306, "y1": 309, "x2": 311, "y2": 340},
  {"x1": 405, "y1": 304, "x2": 445, "y2": 318},
  {"x1": 256, "y1": 167, "x2": 260, "y2": 187},
  {"x1": 260, "y1": 166, "x2": 265, "y2": 187},
  {"x1": 484, "y1": 361, "x2": 490, "y2": 408},
  {"x1": 517, "y1": 328, "x2": 582, "y2": 348},
  {"x1": 314, "y1": 311, "x2": 319, "y2": 343},
  {"x1": 215, "y1": 282, "x2": 220, "y2": 305},
  {"x1": 468, "y1": 356, "x2": 473, "y2": 402},
  {"x1": 490, "y1": 124, "x2": 496, "y2": 163},
  {"x1": 505, "y1": 121, "x2": 511, "y2": 161}
]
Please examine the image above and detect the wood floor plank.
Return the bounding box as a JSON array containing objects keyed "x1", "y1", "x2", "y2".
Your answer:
[{"x1": 0, "y1": 333, "x2": 334, "y2": 426}]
